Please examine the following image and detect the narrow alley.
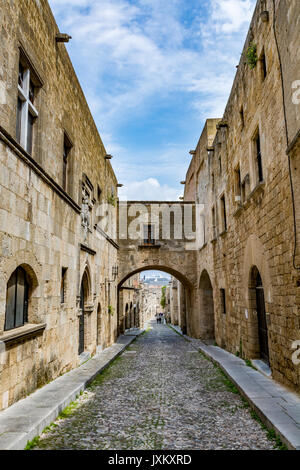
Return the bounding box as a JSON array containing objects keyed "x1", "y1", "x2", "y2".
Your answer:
[{"x1": 32, "y1": 322, "x2": 275, "y2": 450}]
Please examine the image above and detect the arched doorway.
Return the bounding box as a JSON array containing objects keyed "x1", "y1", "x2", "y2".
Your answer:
[
  {"x1": 199, "y1": 270, "x2": 215, "y2": 340},
  {"x1": 250, "y1": 267, "x2": 269, "y2": 364},
  {"x1": 130, "y1": 302, "x2": 133, "y2": 328},
  {"x1": 79, "y1": 271, "x2": 89, "y2": 355}
]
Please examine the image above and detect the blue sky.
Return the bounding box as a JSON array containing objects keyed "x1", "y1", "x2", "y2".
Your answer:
[{"x1": 49, "y1": 0, "x2": 256, "y2": 200}]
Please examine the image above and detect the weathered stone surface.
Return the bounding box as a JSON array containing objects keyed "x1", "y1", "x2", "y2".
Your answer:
[
  {"x1": 117, "y1": 201, "x2": 198, "y2": 337},
  {"x1": 178, "y1": 330, "x2": 300, "y2": 450},
  {"x1": 181, "y1": 0, "x2": 300, "y2": 393},
  {"x1": 0, "y1": 333, "x2": 140, "y2": 450},
  {"x1": 0, "y1": 0, "x2": 118, "y2": 411},
  {"x1": 31, "y1": 322, "x2": 276, "y2": 450},
  {"x1": 0, "y1": 0, "x2": 299, "y2": 420}
]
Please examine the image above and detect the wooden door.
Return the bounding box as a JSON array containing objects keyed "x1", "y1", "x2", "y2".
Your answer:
[{"x1": 256, "y1": 273, "x2": 269, "y2": 364}]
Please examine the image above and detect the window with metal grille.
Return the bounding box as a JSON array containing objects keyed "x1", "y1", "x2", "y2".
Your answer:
[
  {"x1": 5, "y1": 267, "x2": 29, "y2": 331},
  {"x1": 16, "y1": 59, "x2": 39, "y2": 154}
]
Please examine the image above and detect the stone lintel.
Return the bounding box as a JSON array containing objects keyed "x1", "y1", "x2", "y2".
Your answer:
[
  {"x1": 0, "y1": 324, "x2": 46, "y2": 346},
  {"x1": 138, "y1": 245, "x2": 162, "y2": 249}
]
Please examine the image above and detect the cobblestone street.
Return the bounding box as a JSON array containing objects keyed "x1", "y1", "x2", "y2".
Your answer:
[{"x1": 32, "y1": 322, "x2": 275, "y2": 450}]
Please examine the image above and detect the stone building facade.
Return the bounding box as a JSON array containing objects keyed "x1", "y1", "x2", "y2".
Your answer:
[
  {"x1": 0, "y1": 0, "x2": 119, "y2": 410},
  {"x1": 181, "y1": 0, "x2": 300, "y2": 392},
  {"x1": 118, "y1": 274, "x2": 142, "y2": 332},
  {"x1": 170, "y1": 278, "x2": 180, "y2": 326},
  {"x1": 139, "y1": 284, "x2": 161, "y2": 325},
  {"x1": 160, "y1": 284, "x2": 171, "y2": 323},
  {"x1": 1, "y1": 0, "x2": 300, "y2": 413},
  {"x1": 118, "y1": 275, "x2": 163, "y2": 332},
  {"x1": 117, "y1": 200, "x2": 198, "y2": 336}
]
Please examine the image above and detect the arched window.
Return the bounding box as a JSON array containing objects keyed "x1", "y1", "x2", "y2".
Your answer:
[{"x1": 5, "y1": 267, "x2": 29, "y2": 331}]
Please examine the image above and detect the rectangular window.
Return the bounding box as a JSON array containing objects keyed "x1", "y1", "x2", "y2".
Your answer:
[
  {"x1": 62, "y1": 134, "x2": 72, "y2": 191},
  {"x1": 260, "y1": 51, "x2": 267, "y2": 80},
  {"x1": 212, "y1": 206, "x2": 216, "y2": 239},
  {"x1": 220, "y1": 289, "x2": 226, "y2": 314},
  {"x1": 220, "y1": 195, "x2": 227, "y2": 232},
  {"x1": 16, "y1": 54, "x2": 40, "y2": 154},
  {"x1": 143, "y1": 224, "x2": 155, "y2": 245},
  {"x1": 61, "y1": 268, "x2": 68, "y2": 304},
  {"x1": 202, "y1": 214, "x2": 206, "y2": 245},
  {"x1": 240, "y1": 107, "x2": 244, "y2": 129},
  {"x1": 234, "y1": 166, "x2": 242, "y2": 203},
  {"x1": 254, "y1": 132, "x2": 263, "y2": 183}
]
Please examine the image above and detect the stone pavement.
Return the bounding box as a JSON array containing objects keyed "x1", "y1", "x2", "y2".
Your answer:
[
  {"x1": 0, "y1": 332, "x2": 144, "y2": 450},
  {"x1": 171, "y1": 325, "x2": 300, "y2": 450},
  {"x1": 31, "y1": 322, "x2": 277, "y2": 450}
]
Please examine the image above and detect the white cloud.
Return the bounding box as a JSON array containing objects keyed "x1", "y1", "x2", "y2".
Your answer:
[
  {"x1": 49, "y1": 0, "x2": 256, "y2": 199},
  {"x1": 49, "y1": 0, "x2": 255, "y2": 124},
  {"x1": 118, "y1": 178, "x2": 182, "y2": 201},
  {"x1": 211, "y1": 0, "x2": 256, "y2": 33}
]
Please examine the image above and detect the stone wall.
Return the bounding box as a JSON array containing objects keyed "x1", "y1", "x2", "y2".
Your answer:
[
  {"x1": 0, "y1": 0, "x2": 119, "y2": 410},
  {"x1": 117, "y1": 201, "x2": 198, "y2": 337},
  {"x1": 139, "y1": 285, "x2": 161, "y2": 325},
  {"x1": 118, "y1": 274, "x2": 141, "y2": 332},
  {"x1": 170, "y1": 278, "x2": 179, "y2": 326},
  {"x1": 183, "y1": 0, "x2": 300, "y2": 392}
]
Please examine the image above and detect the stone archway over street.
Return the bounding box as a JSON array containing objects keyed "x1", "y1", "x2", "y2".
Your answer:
[{"x1": 117, "y1": 201, "x2": 205, "y2": 338}]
